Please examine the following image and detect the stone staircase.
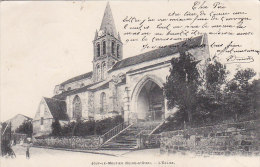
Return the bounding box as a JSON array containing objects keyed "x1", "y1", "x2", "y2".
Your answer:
[{"x1": 100, "y1": 121, "x2": 162, "y2": 150}]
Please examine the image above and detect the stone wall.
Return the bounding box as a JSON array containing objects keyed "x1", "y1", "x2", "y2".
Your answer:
[
  {"x1": 88, "y1": 92, "x2": 95, "y2": 118},
  {"x1": 33, "y1": 119, "x2": 53, "y2": 137},
  {"x1": 33, "y1": 136, "x2": 101, "y2": 150},
  {"x1": 66, "y1": 91, "x2": 89, "y2": 120},
  {"x1": 33, "y1": 99, "x2": 54, "y2": 136},
  {"x1": 115, "y1": 84, "x2": 126, "y2": 116},
  {"x1": 160, "y1": 120, "x2": 260, "y2": 155},
  {"x1": 93, "y1": 88, "x2": 109, "y2": 115}
]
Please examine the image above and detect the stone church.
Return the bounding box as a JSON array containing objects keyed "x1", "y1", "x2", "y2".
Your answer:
[{"x1": 32, "y1": 3, "x2": 210, "y2": 136}]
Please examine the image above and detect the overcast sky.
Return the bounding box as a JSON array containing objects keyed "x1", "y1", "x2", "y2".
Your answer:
[{"x1": 1, "y1": 1, "x2": 259, "y2": 121}]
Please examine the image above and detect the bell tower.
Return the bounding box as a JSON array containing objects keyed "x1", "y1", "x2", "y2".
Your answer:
[{"x1": 93, "y1": 2, "x2": 123, "y2": 82}]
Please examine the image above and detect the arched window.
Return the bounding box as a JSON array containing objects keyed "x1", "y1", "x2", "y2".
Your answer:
[
  {"x1": 97, "y1": 43, "x2": 100, "y2": 57},
  {"x1": 111, "y1": 41, "x2": 115, "y2": 55},
  {"x1": 100, "y1": 92, "x2": 106, "y2": 113},
  {"x1": 102, "y1": 41, "x2": 106, "y2": 55},
  {"x1": 73, "y1": 95, "x2": 82, "y2": 119},
  {"x1": 101, "y1": 62, "x2": 106, "y2": 80},
  {"x1": 117, "y1": 44, "x2": 120, "y2": 58},
  {"x1": 96, "y1": 64, "x2": 101, "y2": 81}
]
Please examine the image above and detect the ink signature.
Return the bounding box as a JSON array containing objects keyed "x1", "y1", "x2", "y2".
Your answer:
[{"x1": 226, "y1": 55, "x2": 254, "y2": 64}]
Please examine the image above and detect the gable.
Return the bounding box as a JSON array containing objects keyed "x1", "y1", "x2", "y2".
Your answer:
[{"x1": 33, "y1": 98, "x2": 53, "y2": 121}]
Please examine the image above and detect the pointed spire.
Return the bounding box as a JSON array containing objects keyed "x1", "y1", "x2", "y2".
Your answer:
[{"x1": 100, "y1": 2, "x2": 117, "y2": 38}]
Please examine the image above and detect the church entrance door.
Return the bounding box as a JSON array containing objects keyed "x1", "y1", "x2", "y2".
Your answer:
[{"x1": 136, "y1": 80, "x2": 164, "y2": 122}]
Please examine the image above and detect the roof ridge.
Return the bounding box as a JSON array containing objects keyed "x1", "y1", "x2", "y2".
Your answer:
[
  {"x1": 45, "y1": 97, "x2": 66, "y2": 102},
  {"x1": 120, "y1": 35, "x2": 203, "y2": 63},
  {"x1": 17, "y1": 114, "x2": 32, "y2": 119},
  {"x1": 109, "y1": 35, "x2": 204, "y2": 72}
]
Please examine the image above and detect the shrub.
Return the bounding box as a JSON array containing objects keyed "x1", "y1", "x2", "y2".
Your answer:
[{"x1": 60, "y1": 115, "x2": 123, "y2": 137}]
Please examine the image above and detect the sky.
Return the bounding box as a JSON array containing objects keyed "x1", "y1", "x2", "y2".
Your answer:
[{"x1": 1, "y1": 0, "x2": 259, "y2": 122}]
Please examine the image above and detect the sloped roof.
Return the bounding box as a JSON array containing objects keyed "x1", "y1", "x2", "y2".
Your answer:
[
  {"x1": 6, "y1": 114, "x2": 32, "y2": 122},
  {"x1": 4, "y1": 114, "x2": 32, "y2": 129},
  {"x1": 60, "y1": 71, "x2": 93, "y2": 86},
  {"x1": 53, "y1": 81, "x2": 103, "y2": 100},
  {"x1": 44, "y1": 97, "x2": 68, "y2": 121},
  {"x1": 88, "y1": 81, "x2": 110, "y2": 91},
  {"x1": 53, "y1": 77, "x2": 126, "y2": 100},
  {"x1": 110, "y1": 35, "x2": 204, "y2": 71},
  {"x1": 18, "y1": 114, "x2": 32, "y2": 120}
]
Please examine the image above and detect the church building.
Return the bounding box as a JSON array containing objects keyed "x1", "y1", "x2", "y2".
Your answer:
[{"x1": 32, "y1": 3, "x2": 210, "y2": 136}]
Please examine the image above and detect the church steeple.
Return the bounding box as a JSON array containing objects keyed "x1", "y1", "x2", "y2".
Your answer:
[
  {"x1": 100, "y1": 2, "x2": 118, "y2": 39},
  {"x1": 92, "y1": 2, "x2": 123, "y2": 82}
]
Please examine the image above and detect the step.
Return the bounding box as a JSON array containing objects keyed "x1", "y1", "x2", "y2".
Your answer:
[
  {"x1": 100, "y1": 121, "x2": 163, "y2": 150},
  {"x1": 100, "y1": 147, "x2": 136, "y2": 150},
  {"x1": 112, "y1": 140, "x2": 136, "y2": 144},
  {"x1": 102, "y1": 143, "x2": 137, "y2": 149},
  {"x1": 103, "y1": 143, "x2": 137, "y2": 147},
  {"x1": 114, "y1": 138, "x2": 137, "y2": 142}
]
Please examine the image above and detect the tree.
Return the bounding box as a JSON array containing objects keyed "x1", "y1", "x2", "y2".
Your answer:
[
  {"x1": 164, "y1": 51, "x2": 201, "y2": 124},
  {"x1": 205, "y1": 59, "x2": 228, "y2": 93},
  {"x1": 160, "y1": 55, "x2": 258, "y2": 132},
  {"x1": 15, "y1": 121, "x2": 33, "y2": 137},
  {"x1": 195, "y1": 59, "x2": 229, "y2": 124},
  {"x1": 224, "y1": 68, "x2": 257, "y2": 120},
  {"x1": 51, "y1": 119, "x2": 62, "y2": 136}
]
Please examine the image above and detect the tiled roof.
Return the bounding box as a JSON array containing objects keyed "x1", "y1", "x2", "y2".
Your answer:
[
  {"x1": 88, "y1": 81, "x2": 110, "y2": 91},
  {"x1": 110, "y1": 35, "x2": 204, "y2": 71},
  {"x1": 60, "y1": 71, "x2": 93, "y2": 86},
  {"x1": 44, "y1": 97, "x2": 69, "y2": 121}
]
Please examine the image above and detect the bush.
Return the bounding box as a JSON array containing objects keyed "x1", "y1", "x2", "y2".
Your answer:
[
  {"x1": 60, "y1": 115, "x2": 123, "y2": 137},
  {"x1": 51, "y1": 119, "x2": 62, "y2": 136}
]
